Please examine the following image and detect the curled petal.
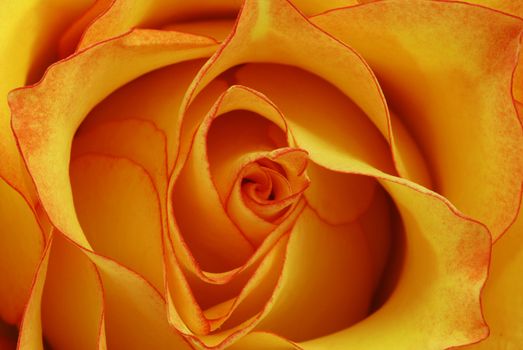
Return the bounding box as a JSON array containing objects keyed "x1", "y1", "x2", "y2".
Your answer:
[
  {"x1": 17, "y1": 234, "x2": 105, "y2": 350},
  {"x1": 9, "y1": 29, "x2": 218, "y2": 249},
  {"x1": 256, "y1": 206, "x2": 385, "y2": 341},
  {"x1": 72, "y1": 118, "x2": 168, "y2": 194},
  {"x1": 461, "y1": 199, "x2": 523, "y2": 349},
  {"x1": 164, "y1": 20, "x2": 237, "y2": 43},
  {"x1": 72, "y1": 0, "x2": 241, "y2": 50},
  {"x1": 312, "y1": 0, "x2": 523, "y2": 239},
  {"x1": 70, "y1": 154, "x2": 165, "y2": 291},
  {"x1": 181, "y1": 0, "x2": 394, "y2": 159},
  {"x1": 16, "y1": 236, "x2": 53, "y2": 350},
  {"x1": 79, "y1": 243, "x2": 193, "y2": 349},
  {"x1": 234, "y1": 64, "x2": 394, "y2": 176},
  {"x1": 288, "y1": 0, "x2": 360, "y2": 15},
  {"x1": 80, "y1": 60, "x2": 229, "y2": 170},
  {"x1": 290, "y1": 176, "x2": 490, "y2": 349},
  {"x1": 0, "y1": 178, "x2": 44, "y2": 325},
  {"x1": 305, "y1": 161, "x2": 377, "y2": 225},
  {"x1": 228, "y1": 331, "x2": 300, "y2": 350},
  {"x1": 0, "y1": 0, "x2": 91, "y2": 199},
  {"x1": 40, "y1": 236, "x2": 104, "y2": 350}
]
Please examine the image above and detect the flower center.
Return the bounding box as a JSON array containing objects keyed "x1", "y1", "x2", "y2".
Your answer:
[{"x1": 237, "y1": 149, "x2": 309, "y2": 224}]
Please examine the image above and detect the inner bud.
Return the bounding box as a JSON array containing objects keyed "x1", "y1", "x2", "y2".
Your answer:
[
  {"x1": 238, "y1": 148, "x2": 309, "y2": 224},
  {"x1": 241, "y1": 160, "x2": 294, "y2": 221}
]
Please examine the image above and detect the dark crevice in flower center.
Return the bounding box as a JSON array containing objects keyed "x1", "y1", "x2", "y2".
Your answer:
[
  {"x1": 238, "y1": 152, "x2": 309, "y2": 224},
  {"x1": 369, "y1": 197, "x2": 406, "y2": 314}
]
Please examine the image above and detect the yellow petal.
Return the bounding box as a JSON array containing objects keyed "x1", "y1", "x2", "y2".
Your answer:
[
  {"x1": 293, "y1": 176, "x2": 490, "y2": 349},
  {"x1": 204, "y1": 234, "x2": 288, "y2": 333},
  {"x1": 72, "y1": 118, "x2": 168, "y2": 195},
  {"x1": 16, "y1": 236, "x2": 53, "y2": 350},
  {"x1": 177, "y1": 234, "x2": 290, "y2": 349},
  {"x1": 181, "y1": 0, "x2": 393, "y2": 159},
  {"x1": 79, "y1": 60, "x2": 228, "y2": 169},
  {"x1": 234, "y1": 63, "x2": 394, "y2": 176},
  {"x1": 17, "y1": 234, "x2": 107, "y2": 349},
  {"x1": 164, "y1": 235, "x2": 209, "y2": 335},
  {"x1": 82, "y1": 249, "x2": 192, "y2": 349},
  {"x1": 460, "y1": 201, "x2": 523, "y2": 349},
  {"x1": 0, "y1": 178, "x2": 44, "y2": 324},
  {"x1": 164, "y1": 20, "x2": 236, "y2": 43},
  {"x1": 172, "y1": 111, "x2": 257, "y2": 270},
  {"x1": 461, "y1": 0, "x2": 523, "y2": 106},
  {"x1": 9, "y1": 29, "x2": 218, "y2": 249},
  {"x1": 228, "y1": 331, "x2": 299, "y2": 350},
  {"x1": 74, "y1": 0, "x2": 242, "y2": 50},
  {"x1": 311, "y1": 1, "x2": 523, "y2": 239},
  {"x1": 70, "y1": 154, "x2": 164, "y2": 291},
  {"x1": 0, "y1": 0, "x2": 92, "y2": 196},
  {"x1": 459, "y1": 1, "x2": 523, "y2": 17},
  {"x1": 41, "y1": 235, "x2": 104, "y2": 350},
  {"x1": 288, "y1": 0, "x2": 360, "y2": 16},
  {"x1": 305, "y1": 161, "x2": 378, "y2": 225},
  {"x1": 254, "y1": 206, "x2": 385, "y2": 341}
]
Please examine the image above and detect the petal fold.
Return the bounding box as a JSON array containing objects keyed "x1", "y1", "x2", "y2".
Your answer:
[
  {"x1": 9, "y1": 29, "x2": 217, "y2": 249},
  {"x1": 461, "y1": 199, "x2": 523, "y2": 349},
  {"x1": 70, "y1": 154, "x2": 164, "y2": 291},
  {"x1": 312, "y1": 0, "x2": 523, "y2": 239},
  {"x1": 0, "y1": 178, "x2": 44, "y2": 325}
]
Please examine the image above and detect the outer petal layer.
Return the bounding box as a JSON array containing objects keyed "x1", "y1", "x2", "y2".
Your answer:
[
  {"x1": 0, "y1": 0, "x2": 92, "y2": 195},
  {"x1": 462, "y1": 202, "x2": 523, "y2": 349},
  {"x1": 9, "y1": 29, "x2": 218, "y2": 248},
  {"x1": 70, "y1": 155, "x2": 165, "y2": 291},
  {"x1": 0, "y1": 178, "x2": 43, "y2": 325},
  {"x1": 292, "y1": 176, "x2": 490, "y2": 350},
  {"x1": 312, "y1": 0, "x2": 523, "y2": 239}
]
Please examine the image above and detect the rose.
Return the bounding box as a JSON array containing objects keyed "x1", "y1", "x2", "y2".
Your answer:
[{"x1": 0, "y1": 0, "x2": 522, "y2": 349}]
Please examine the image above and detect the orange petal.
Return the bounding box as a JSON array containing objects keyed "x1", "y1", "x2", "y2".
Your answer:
[
  {"x1": 15, "y1": 235, "x2": 102, "y2": 350},
  {"x1": 72, "y1": 118, "x2": 168, "y2": 194},
  {"x1": 460, "y1": 197, "x2": 523, "y2": 349},
  {"x1": 234, "y1": 63, "x2": 394, "y2": 175},
  {"x1": 173, "y1": 234, "x2": 290, "y2": 349},
  {"x1": 164, "y1": 234, "x2": 209, "y2": 335},
  {"x1": 292, "y1": 176, "x2": 490, "y2": 349},
  {"x1": 70, "y1": 154, "x2": 164, "y2": 291},
  {"x1": 74, "y1": 0, "x2": 242, "y2": 50},
  {"x1": 0, "y1": 0, "x2": 92, "y2": 199},
  {"x1": 226, "y1": 148, "x2": 308, "y2": 244},
  {"x1": 9, "y1": 29, "x2": 218, "y2": 249},
  {"x1": 164, "y1": 20, "x2": 236, "y2": 42},
  {"x1": 458, "y1": 1, "x2": 523, "y2": 17},
  {"x1": 172, "y1": 112, "x2": 256, "y2": 270},
  {"x1": 16, "y1": 236, "x2": 53, "y2": 350},
  {"x1": 79, "y1": 60, "x2": 229, "y2": 170},
  {"x1": 254, "y1": 207, "x2": 382, "y2": 341},
  {"x1": 204, "y1": 86, "x2": 289, "y2": 200},
  {"x1": 203, "y1": 233, "x2": 288, "y2": 333},
  {"x1": 81, "y1": 247, "x2": 192, "y2": 349},
  {"x1": 167, "y1": 84, "x2": 295, "y2": 276},
  {"x1": 181, "y1": 0, "x2": 393, "y2": 159},
  {"x1": 288, "y1": 0, "x2": 359, "y2": 15},
  {"x1": 312, "y1": 1, "x2": 523, "y2": 240},
  {"x1": 0, "y1": 177, "x2": 44, "y2": 325},
  {"x1": 41, "y1": 235, "x2": 104, "y2": 350},
  {"x1": 458, "y1": 1, "x2": 523, "y2": 106},
  {"x1": 228, "y1": 331, "x2": 300, "y2": 350},
  {"x1": 305, "y1": 161, "x2": 378, "y2": 225}
]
